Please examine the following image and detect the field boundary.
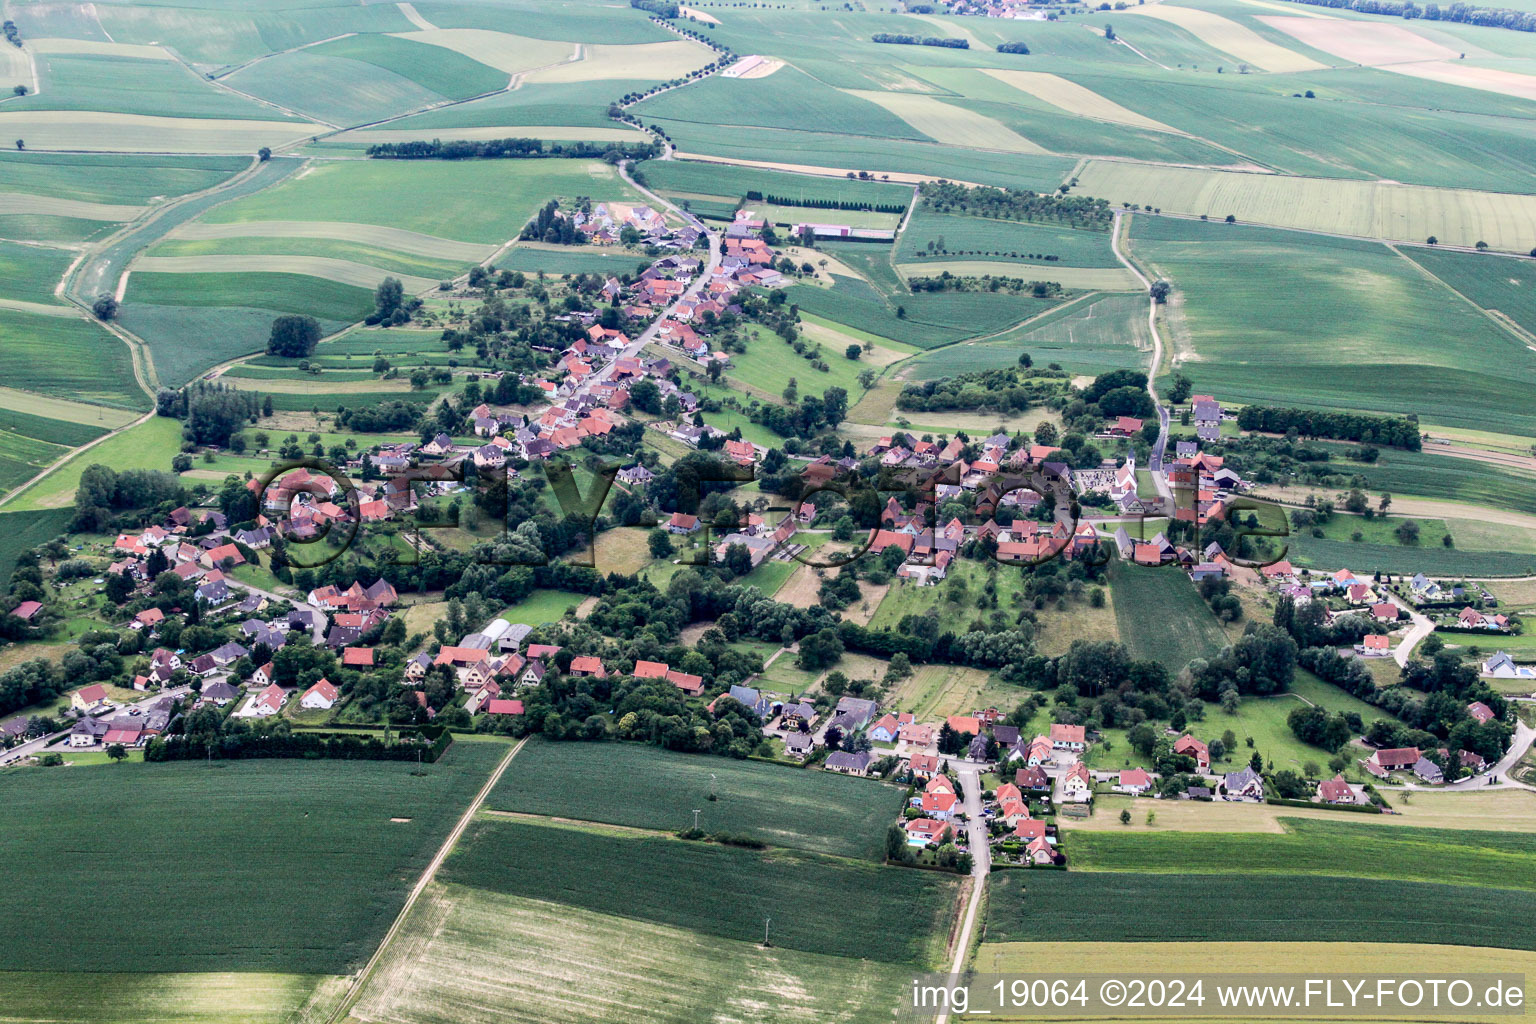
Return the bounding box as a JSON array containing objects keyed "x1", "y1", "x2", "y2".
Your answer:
[{"x1": 326, "y1": 736, "x2": 526, "y2": 1024}]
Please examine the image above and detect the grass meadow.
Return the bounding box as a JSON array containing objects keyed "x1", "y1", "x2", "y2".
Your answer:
[
  {"x1": 639, "y1": 157, "x2": 914, "y2": 207},
  {"x1": 484, "y1": 739, "x2": 903, "y2": 859},
  {"x1": 0, "y1": 742, "x2": 509, "y2": 973},
  {"x1": 0, "y1": 309, "x2": 145, "y2": 410},
  {"x1": 897, "y1": 208, "x2": 1119, "y2": 268},
  {"x1": 442, "y1": 815, "x2": 958, "y2": 964},
  {"x1": 904, "y1": 293, "x2": 1151, "y2": 379},
  {"x1": 984, "y1": 871, "x2": 1536, "y2": 950}
]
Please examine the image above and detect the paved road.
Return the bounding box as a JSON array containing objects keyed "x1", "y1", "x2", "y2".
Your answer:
[
  {"x1": 1384, "y1": 590, "x2": 1435, "y2": 668},
  {"x1": 936, "y1": 764, "x2": 991, "y2": 1024}
]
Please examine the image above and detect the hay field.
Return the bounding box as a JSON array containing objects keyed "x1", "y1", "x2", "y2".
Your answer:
[
  {"x1": 844, "y1": 89, "x2": 1050, "y2": 155},
  {"x1": 980, "y1": 68, "x2": 1184, "y2": 134},
  {"x1": 0, "y1": 190, "x2": 143, "y2": 221},
  {"x1": 1075, "y1": 161, "x2": 1536, "y2": 250},
  {"x1": 350, "y1": 883, "x2": 912, "y2": 1024},
  {"x1": 389, "y1": 28, "x2": 573, "y2": 74},
  {"x1": 1258, "y1": 14, "x2": 1458, "y2": 63},
  {"x1": 134, "y1": 254, "x2": 437, "y2": 293},
  {"x1": 1122, "y1": 4, "x2": 1327, "y2": 72},
  {"x1": 885, "y1": 662, "x2": 1016, "y2": 721},
  {"x1": 0, "y1": 111, "x2": 320, "y2": 153},
  {"x1": 897, "y1": 261, "x2": 1140, "y2": 290},
  {"x1": 170, "y1": 220, "x2": 496, "y2": 262},
  {"x1": 524, "y1": 40, "x2": 713, "y2": 83}
]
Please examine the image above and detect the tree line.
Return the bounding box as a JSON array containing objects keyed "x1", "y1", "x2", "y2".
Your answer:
[
  {"x1": 366, "y1": 138, "x2": 661, "y2": 161},
  {"x1": 918, "y1": 181, "x2": 1114, "y2": 231},
  {"x1": 872, "y1": 33, "x2": 969, "y2": 47},
  {"x1": 748, "y1": 192, "x2": 907, "y2": 214},
  {"x1": 1234, "y1": 406, "x2": 1421, "y2": 450},
  {"x1": 1273, "y1": 0, "x2": 1536, "y2": 31}
]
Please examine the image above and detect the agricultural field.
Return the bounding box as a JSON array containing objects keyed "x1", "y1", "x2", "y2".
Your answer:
[
  {"x1": 484, "y1": 739, "x2": 902, "y2": 860},
  {"x1": 1112, "y1": 562, "x2": 1230, "y2": 670},
  {"x1": 1078, "y1": 788, "x2": 1536, "y2": 834},
  {"x1": 443, "y1": 815, "x2": 957, "y2": 963},
  {"x1": 1069, "y1": 818, "x2": 1536, "y2": 892},
  {"x1": 903, "y1": 293, "x2": 1152, "y2": 379},
  {"x1": 0, "y1": 742, "x2": 509, "y2": 973},
  {"x1": 350, "y1": 882, "x2": 911, "y2": 1024},
  {"x1": 1131, "y1": 217, "x2": 1536, "y2": 436},
  {"x1": 984, "y1": 871, "x2": 1536, "y2": 950},
  {"x1": 896, "y1": 209, "x2": 1120, "y2": 269}
]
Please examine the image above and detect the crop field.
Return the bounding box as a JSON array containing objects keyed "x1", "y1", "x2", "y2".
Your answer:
[
  {"x1": 785, "y1": 275, "x2": 1059, "y2": 349},
  {"x1": 0, "y1": 110, "x2": 322, "y2": 153},
  {"x1": 0, "y1": 742, "x2": 509, "y2": 973},
  {"x1": 1085, "y1": 162, "x2": 1536, "y2": 251},
  {"x1": 0, "y1": 309, "x2": 144, "y2": 410},
  {"x1": 1308, "y1": 444, "x2": 1536, "y2": 517},
  {"x1": 1131, "y1": 218, "x2": 1536, "y2": 436},
  {"x1": 1120, "y1": 3, "x2": 1327, "y2": 72},
  {"x1": 442, "y1": 815, "x2": 958, "y2": 964},
  {"x1": 1069, "y1": 818, "x2": 1536, "y2": 892},
  {"x1": 1112, "y1": 562, "x2": 1229, "y2": 670},
  {"x1": 1289, "y1": 532, "x2": 1536, "y2": 576},
  {"x1": 525, "y1": 39, "x2": 713, "y2": 83},
  {"x1": 485, "y1": 739, "x2": 902, "y2": 859},
  {"x1": 978, "y1": 68, "x2": 1184, "y2": 134},
  {"x1": 224, "y1": 50, "x2": 452, "y2": 129},
  {"x1": 149, "y1": 234, "x2": 471, "y2": 281},
  {"x1": 352, "y1": 882, "x2": 909, "y2": 1024},
  {"x1": 310, "y1": 32, "x2": 511, "y2": 99},
  {"x1": 135, "y1": 252, "x2": 439, "y2": 294},
  {"x1": 127, "y1": 269, "x2": 374, "y2": 322},
  {"x1": 638, "y1": 158, "x2": 915, "y2": 207},
  {"x1": 904, "y1": 293, "x2": 1150, "y2": 380},
  {"x1": 201, "y1": 158, "x2": 634, "y2": 245},
  {"x1": 390, "y1": 27, "x2": 576, "y2": 74},
  {"x1": 845, "y1": 89, "x2": 1048, "y2": 155},
  {"x1": 17, "y1": 52, "x2": 298, "y2": 122},
  {"x1": 1404, "y1": 246, "x2": 1536, "y2": 339},
  {"x1": 0, "y1": 191, "x2": 144, "y2": 223},
  {"x1": 0, "y1": 971, "x2": 346, "y2": 1024},
  {"x1": 984, "y1": 871, "x2": 1536, "y2": 949},
  {"x1": 897, "y1": 209, "x2": 1118, "y2": 268}
]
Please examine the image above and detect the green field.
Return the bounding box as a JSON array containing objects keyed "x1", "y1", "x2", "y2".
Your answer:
[
  {"x1": 0, "y1": 309, "x2": 146, "y2": 410},
  {"x1": 1070, "y1": 818, "x2": 1536, "y2": 892},
  {"x1": 1406, "y1": 246, "x2": 1536, "y2": 339},
  {"x1": 0, "y1": 971, "x2": 343, "y2": 1024},
  {"x1": 201, "y1": 159, "x2": 640, "y2": 245},
  {"x1": 14, "y1": 52, "x2": 302, "y2": 121},
  {"x1": 485, "y1": 739, "x2": 903, "y2": 860},
  {"x1": 785, "y1": 275, "x2": 1057, "y2": 349},
  {"x1": 127, "y1": 271, "x2": 375, "y2": 322},
  {"x1": 984, "y1": 871, "x2": 1536, "y2": 950},
  {"x1": 1134, "y1": 218, "x2": 1536, "y2": 436},
  {"x1": 640, "y1": 157, "x2": 914, "y2": 207},
  {"x1": 308, "y1": 33, "x2": 510, "y2": 101},
  {"x1": 1111, "y1": 562, "x2": 1229, "y2": 671},
  {"x1": 442, "y1": 815, "x2": 956, "y2": 964},
  {"x1": 897, "y1": 208, "x2": 1118, "y2": 269},
  {"x1": 1308, "y1": 444, "x2": 1536, "y2": 518},
  {"x1": 0, "y1": 508, "x2": 72, "y2": 579},
  {"x1": 905, "y1": 293, "x2": 1151, "y2": 379},
  {"x1": 0, "y1": 742, "x2": 509, "y2": 972},
  {"x1": 0, "y1": 152, "x2": 245, "y2": 206}
]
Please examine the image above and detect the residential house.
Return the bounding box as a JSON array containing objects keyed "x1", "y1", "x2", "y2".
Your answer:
[
  {"x1": 1318, "y1": 774, "x2": 1355, "y2": 804},
  {"x1": 1059, "y1": 761, "x2": 1093, "y2": 803},
  {"x1": 784, "y1": 730, "x2": 816, "y2": 761},
  {"x1": 1365, "y1": 746, "x2": 1420, "y2": 777},
  {"x1": 666, "y1": 512, "x2": 700, "y2": 535},
  {"x1": 1166, "y1": 736, "x2": 1208, "y2": 771},
  {"x1": 1482, "y1": 651, "x2": 1536, "y2": 680},
  {"x1": 569, "y1": 656, "x2": 607, "y2": 678},
  {"x1": 1223, "y1": 766, "x2": 1265, "y2": 801},
  {"x1": 1356, "y1": 634, "x2": 1391, "y2": 657},
  {"x1": 824, "y1": 750, "x2": 873, "y2": 776},
  {"x1": 249, "y1": 684, "x2": 287, "y2": 717},
  {"x1": 1116, "y1": 768, "x2": 1153, "y2": 795},
  {"x1": 1413, "y1": 756, "x2": 1445, "y2": 784},
  {"x1": 1049, "y1": 723, "x2": 1087, "y2": 752},
  {"x1": 1467, "y1": 700, "x2": 1496, "y2": 725},
  {"x1": 908, "y1": 752, "x2": 940, "y2": 779},
  {"x1": 904, "y1": 818, "x2": 950, "y2": 846},
  {"x1": 301, "y1": 679, "x2": 339, "y2": 710},
  {"x1": 71, "y1": 684, "x2": 110, "y2": 714}
]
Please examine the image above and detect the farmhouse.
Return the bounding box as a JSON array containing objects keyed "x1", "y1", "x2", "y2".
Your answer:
[
  {"x1": 1365, "y1": 746, "x2": 1420, "y2": 777},
  {"x1": 1173, "y1": 734, "x2": 1209, "y2": 769},
  {"x1": 1318, "y1": 774, "x2": 1356, "y2": 804}
]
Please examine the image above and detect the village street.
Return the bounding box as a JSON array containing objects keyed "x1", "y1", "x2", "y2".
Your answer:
[
  {"x1": 0, "y1": 684, "x2": 193, "y2": 767},
  {"x1": 1385, "y1": 590, "x2": 1435, "y2": 668}
]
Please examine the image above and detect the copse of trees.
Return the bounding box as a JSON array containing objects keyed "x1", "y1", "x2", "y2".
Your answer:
[
  {"x1": 749, "y1": 193, "x2": 907, "y2": 214},
  {"x1": 267, "y1": 313, "x2": 322, "y2": 357},
  {"x1": 897, "y1": 365, "x2": 1068, "y2": 414},
  {"x1": 1235, "y1": 406, "x2": 1421, "y2": 450},
  {"x1": 72, "y1": 463, "x2": 185, "y2": 531},
  {"x1": 872, "y1": 33, "x2": 969, "y2": 47},
  {"x1": 918, "y1": 180, "x2": 1113, "y2": 231},
  {"x1": 997, "y1": 40, "x2": 1031, "y2": 53},
  {"x1": 522, "y1": 199, "x2": 586, "y2": 245},
  {"x1": 156, "y1": 381, "x2": 263, "y2": 447}
]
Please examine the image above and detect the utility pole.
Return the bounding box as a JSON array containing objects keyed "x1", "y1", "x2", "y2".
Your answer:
[
  {"x1": 709, "y1": 773, "x2": 716, "y2": 799},
  {"x1": 691, "y1": 808, "x2": 701, "y2": 830},
  {"x1": 763, "y1": 914, "x2": 772, "y2": 947}
]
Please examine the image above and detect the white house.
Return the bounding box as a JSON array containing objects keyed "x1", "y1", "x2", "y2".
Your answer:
[{"x1": 301, "y1": 678, "x2": 338, "y2": 710}]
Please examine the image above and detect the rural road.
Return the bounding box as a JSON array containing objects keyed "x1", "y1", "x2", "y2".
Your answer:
[
  {"x1": 936, "y1": 764, "x2": 990, "y2": 1024},
  {"x1": 1111, "y1": 210, "x2": 1173, "y2": 512},
  {"x1": 326, "y1": 735, "x2": 528, "y2": 1023},
  {"x1": 1385, "y1": 590, "x2": 1434, "y2": 668}
]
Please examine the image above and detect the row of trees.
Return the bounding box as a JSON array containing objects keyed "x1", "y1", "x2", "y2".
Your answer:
[
  {"x1": 918, "y1": 181, "x2": 1114, "y2": 231},
  {"x1": 1234, "y1": 406, "x2": 1422, "y2": 450},
  {"x1": 1277, "y1": 0, "x2": 1536, "y2": 31},
  {"x1": 871, "y1": 33, "x2": 969, "y2": 47},
  {"x1": 365, "y1": 138, "x2": 661, "y2": 161}
]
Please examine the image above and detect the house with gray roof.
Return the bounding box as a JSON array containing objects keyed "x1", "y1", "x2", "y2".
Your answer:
[{"x1": 824, "y1": 750, "x2": 874, "y2": 776}]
